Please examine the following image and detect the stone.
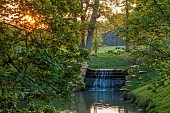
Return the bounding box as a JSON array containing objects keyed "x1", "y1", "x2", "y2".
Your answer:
[
  {"x1": 139, "y1": 70, "x2": 147, "y2": 74},
  {"x1": 130, "y1": 65, "x2": 139, "y2": 68},
  {"x1": 131, "y1": 75, "x2": 136, "y2": 78}
]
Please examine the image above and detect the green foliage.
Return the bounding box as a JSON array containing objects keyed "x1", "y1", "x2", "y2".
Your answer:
[
  {"x1": 128, "y1": 66, "x2": 162, "y2": 90},
  {"x1": 119, "y1": 0, "x2": 170, "y2": 86},
  {"x1": 126, "y1": 66, "x2": 170, "y2": 112},
  {"x1": 92, "y1": 34, "x2": 105, "y2": 52},
  {"x1": 0, "y1": 0, "x2": 87, "y2": 112},
  {"x1": 121, "y1": 91, "x2": 136, "y2": 103},
  {"x1": 107, "y1": 47, "x2": 125, "y2": 56}
]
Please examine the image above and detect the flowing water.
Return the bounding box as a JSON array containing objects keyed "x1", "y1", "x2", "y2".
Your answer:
[
  {"x1": 85, "y1": 76, "x2": 125, "y2": 91},
  {"x1": 84, "y1": 69, "x2": 127, "y2": 91}
]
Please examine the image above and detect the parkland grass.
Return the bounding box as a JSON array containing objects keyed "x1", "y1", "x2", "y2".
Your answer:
[{"x1": 89, "y1": 46, "x2": 131, "y2": 69}]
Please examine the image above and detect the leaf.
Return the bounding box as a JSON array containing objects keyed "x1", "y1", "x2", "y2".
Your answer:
[
  {"x1": 0, "y1": 88, "x2": 2, "y2": 97},
  {"x1": 17, "y1": 73, "x2": 24, "y2": 81}
]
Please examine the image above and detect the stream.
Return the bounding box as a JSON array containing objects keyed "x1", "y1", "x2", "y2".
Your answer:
[{"x1": 52, "y1": 91, "x2": 144, "y2": 113}]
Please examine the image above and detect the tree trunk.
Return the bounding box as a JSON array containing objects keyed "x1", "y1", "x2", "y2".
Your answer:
[
  {"x1": 94, "y1": 28, "x2": 98, "y2": 53},
  {"x1": 86, "y1": 0, "x2": 99, "y2": 52},
  {"x1": 125, "y1": 0, "x2": 130, "y2": 52},
  {"x1": 80, "y1": 30, "x2": 86, "y2": 48},
  {"x1": 80, "y1": 0, "x2": 89, "y2": 48}
]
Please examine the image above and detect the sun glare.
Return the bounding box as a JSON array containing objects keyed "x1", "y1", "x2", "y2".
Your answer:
[
  {"x1": 21, "y1": 15, "x2": 35, "y2": 25},
  {"x1": 0, "y1": 2, "x2": 47, "y2": 30}
]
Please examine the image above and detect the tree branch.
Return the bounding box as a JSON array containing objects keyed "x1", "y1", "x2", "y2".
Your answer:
[
  {"x1": 0, "y1": 20, "x2": 25, "y2": 31},
  {"x1": 7, "y1": 54, "x2": 20, "y2": 73}
]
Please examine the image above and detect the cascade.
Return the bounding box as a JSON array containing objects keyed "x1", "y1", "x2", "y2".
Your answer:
[{"x1": 84, "y1": 69, "x2": 128, "y2": 91}]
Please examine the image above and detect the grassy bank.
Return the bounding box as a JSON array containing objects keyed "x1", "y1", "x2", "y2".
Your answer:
[
  {"x1": 132, "y1": 85, "x2": 170, "y2": 113},
  {"x1": 122, "y1": 67, "x2": 170, "y2": 113}
]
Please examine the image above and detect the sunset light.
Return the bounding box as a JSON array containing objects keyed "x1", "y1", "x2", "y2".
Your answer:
[
  {"x1": 0, "y1": 2, "x2": 47, "y2": 30},
  {"x1": 21, "y1": 15, "x2": 36, "y2": 25}
]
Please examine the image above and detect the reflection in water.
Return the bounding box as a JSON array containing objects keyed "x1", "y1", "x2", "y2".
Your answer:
[
  {"x1": 52, "y1": 91, "x2": 142, "y2": 113},
  {"x1": 91, "y1": 103, "x2": 125, "y2": 113}
]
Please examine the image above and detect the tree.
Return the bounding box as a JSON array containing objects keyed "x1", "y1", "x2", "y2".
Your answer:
[
  {"x1": 121, "y1": 0, "x2": 170, "y2": 86},
  {"x1": 0, "y1": 0, "x2": 88, "y2": 112},
  {"x1": 79, "y1": 0, "x2": 114, "y2": 52},
  {"x1": 79, "y1": 0, "x2": 100, "y2": 52},
  {"x1": 92, "y1": 33, "x2": 104, "y2": 53},
  {"x1": 79, "y1": 0, "x2": 90, "y2": 48},
  {"x1": 125, "y1": 0, "x2": 130, "y2": 52},
  {"x1": 114, "y1": 0, "x2": 136, "y2": 51}
]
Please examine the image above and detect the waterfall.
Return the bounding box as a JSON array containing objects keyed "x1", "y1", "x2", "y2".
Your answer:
[{"x1": 85, "y1": 69, "x2": 127, "y2": 91}]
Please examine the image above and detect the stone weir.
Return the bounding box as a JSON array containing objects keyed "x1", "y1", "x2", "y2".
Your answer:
[
  {"x1": 84, "y1": 69, "x2": 128, "y2": 91},
  {"x1": 86, "y1": 69, "x2": 128, "y2": 78}
]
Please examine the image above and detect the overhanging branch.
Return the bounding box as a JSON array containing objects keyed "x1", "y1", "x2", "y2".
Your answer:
[{"x1": 0, "y1": 19, "x2": 25, "y2": 30}]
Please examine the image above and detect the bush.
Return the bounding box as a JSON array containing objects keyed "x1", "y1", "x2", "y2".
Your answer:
[
  {"x1": 146, "y1": 102, "x2": 156, "y2": 112},
  {"x1": 121, "y1": 91, "x2": 136, "y2": 103}
]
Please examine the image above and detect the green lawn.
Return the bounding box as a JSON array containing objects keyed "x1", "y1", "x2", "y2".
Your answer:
[
  {"x1": 92, "y1": 46, "x2": 125, "y2": 53},
  {"x1": 88, "y1": 52, "x2": 131, "y2": 69}
]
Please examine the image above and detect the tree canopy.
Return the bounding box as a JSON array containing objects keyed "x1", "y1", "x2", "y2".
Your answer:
[
  {"x1": 119, "y1": 0, "x2": 170, "y2": 87},
  {"x1": 0, "y1": 0, "x2": 88, "y2": 112}
]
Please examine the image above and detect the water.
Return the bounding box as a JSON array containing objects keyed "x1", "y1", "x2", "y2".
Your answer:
[
  {"x1": 52, "y1": 91, "x2": 142, "y2": 113},
  {"x1": 84, "y1": 71, "x2": 125, "y2": 91},
  {"x1": 18, "y1": 69, "x2": 142, "y2": 113},
  {"x1": 51, "y1": 70, "x2": 142, "y2": 113}
]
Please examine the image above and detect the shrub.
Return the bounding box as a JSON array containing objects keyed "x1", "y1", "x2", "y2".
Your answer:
[{"x1": 121, "y1": 91, "x2": 136, "y2": 103}]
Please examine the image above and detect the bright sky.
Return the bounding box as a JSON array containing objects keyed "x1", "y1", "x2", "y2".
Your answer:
[{"x1": 97, "y1": 0, "x2": 125, "y2": 22}]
